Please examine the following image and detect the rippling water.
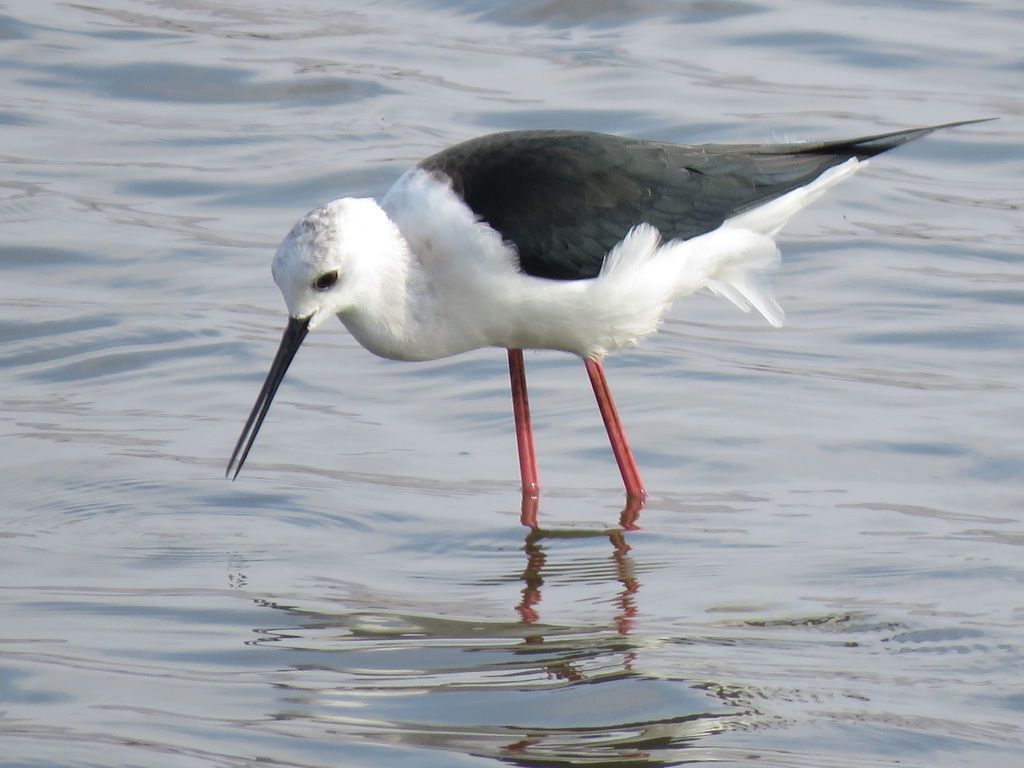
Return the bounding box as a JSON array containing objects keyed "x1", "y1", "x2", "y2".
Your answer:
[{"x1": 2, "y1": 1, "x2": 1022, "y2": 766}]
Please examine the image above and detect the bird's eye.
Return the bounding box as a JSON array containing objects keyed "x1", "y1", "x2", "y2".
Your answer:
[{"x1": 313, "y1": 270, "x2": 338, "y2": 291}]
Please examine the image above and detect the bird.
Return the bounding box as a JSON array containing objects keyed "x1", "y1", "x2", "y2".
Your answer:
[{"x1": 226, "y1": 119, "x2": 986, "y2": 525}]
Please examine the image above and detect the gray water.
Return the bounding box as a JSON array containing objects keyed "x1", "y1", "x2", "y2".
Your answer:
[{"x1": 2, "y1": 1, "x2": 1022, "y2": 766}]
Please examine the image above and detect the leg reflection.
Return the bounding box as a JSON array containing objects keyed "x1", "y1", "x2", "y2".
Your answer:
[
  {"x1": 608, "y1": 530, "x2": 640, "y2": 651},
  {"x1": 516, "y1": 528, "x2": 546, "y2": 626},
  {"x1": 515, "y1": 526, "x2": 642, "y2": 645}
]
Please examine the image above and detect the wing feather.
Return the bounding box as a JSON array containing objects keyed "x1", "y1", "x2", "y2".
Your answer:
[{"x1": 417, "y1": 120, "x2": 987, "y2": 280}]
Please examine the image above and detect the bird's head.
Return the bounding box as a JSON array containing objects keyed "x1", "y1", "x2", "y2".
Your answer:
[
  {"x1": 272, "y1": 197, "x2": 397, "y2": 330},
  {"x1": 226, "y1": 196, "x2": 401, "y2": 479}
]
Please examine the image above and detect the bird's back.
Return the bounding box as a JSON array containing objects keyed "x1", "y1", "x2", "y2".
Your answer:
[{"x1": 418, "y1": 121, "x2": 982, "y2": 280}]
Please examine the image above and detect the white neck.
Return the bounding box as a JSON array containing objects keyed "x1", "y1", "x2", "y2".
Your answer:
[{"x1": 334, "y1": 171, "x2": 517, "y2": 361}]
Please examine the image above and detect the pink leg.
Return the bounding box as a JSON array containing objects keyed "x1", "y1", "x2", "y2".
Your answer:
[
  {"x1": 585, "y1": 357, "x2": 647, "y2": 502},
  {"x1": 508, "y1": 349, "x2": 540, "y2": 502}
]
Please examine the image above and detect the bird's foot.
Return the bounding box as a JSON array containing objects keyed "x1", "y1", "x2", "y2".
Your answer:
[
  {"x1": 619, "y1": 492, "x2": 645, "y2": 531},
  {"x1": 520, "y1": 492, "x2": 540, "y2": 528}
]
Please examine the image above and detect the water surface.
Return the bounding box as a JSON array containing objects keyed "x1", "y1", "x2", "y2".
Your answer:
[{"x1": 1, "y1": 1, "x2": 1022, "y2": 766}]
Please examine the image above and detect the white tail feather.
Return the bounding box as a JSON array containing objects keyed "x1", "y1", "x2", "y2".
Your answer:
[
  {"x1": 706, "y1": 272, "x2": 785, "y2": 327},
  {"x1": 685, "y1": 157, "x2": 867, "y2": 327},
  {"x1": 595, "y1": 158, "x2": 866, "y2": 333},
  {"x1": 724, "y1": 157, "x2": 866, "y2": 236}
]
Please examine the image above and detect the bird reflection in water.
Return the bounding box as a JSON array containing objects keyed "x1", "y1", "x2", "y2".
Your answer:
[
  {"x1": 516, "y1": 526, "x2": 641, "y2": 667},
  {"x1": 240, "y1": 520, "x2": 758, "y2": 767}
]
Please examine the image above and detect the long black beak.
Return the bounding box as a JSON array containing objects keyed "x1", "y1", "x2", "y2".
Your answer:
[{"x1": 226, "y1": 314, "x2": 311, "y2": 480}]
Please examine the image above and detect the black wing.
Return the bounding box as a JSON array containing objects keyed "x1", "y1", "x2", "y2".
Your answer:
[{"x1": 418, "y1": 119, "x2": 987, "y2": 280}]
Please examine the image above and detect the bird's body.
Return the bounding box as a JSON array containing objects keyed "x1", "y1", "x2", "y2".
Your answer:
[
  {"x1": 229, "y1": 120, "x2": 985, "y2": 526},
  {"x1": 278, "y1": 165, "x2": 790, "y2": 362}
]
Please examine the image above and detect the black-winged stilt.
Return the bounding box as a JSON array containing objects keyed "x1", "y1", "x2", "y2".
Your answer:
[{"x1": 226, "y1": 119, "x2": 985, "y2": 526}]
